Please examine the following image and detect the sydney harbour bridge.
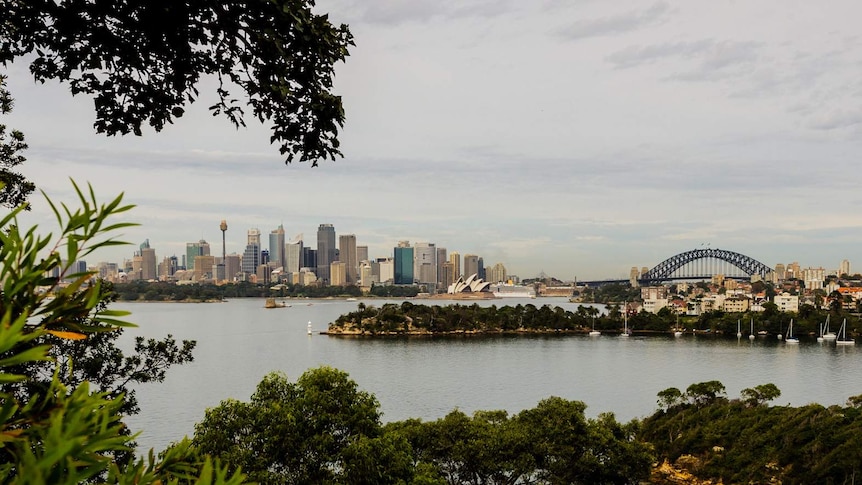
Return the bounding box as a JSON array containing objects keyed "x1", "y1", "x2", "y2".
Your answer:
[{"x1": 580, "y1": 248, "x2": 773, "y2": 287}]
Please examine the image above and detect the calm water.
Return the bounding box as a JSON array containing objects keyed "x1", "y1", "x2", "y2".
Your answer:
[{"x1": 117, "y1": 297, "x2": 862, "y2": 453}]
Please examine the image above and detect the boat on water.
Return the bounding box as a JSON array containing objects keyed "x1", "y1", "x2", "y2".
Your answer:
[
  {"x1": 620, "y1": 303, "x2": 630, "y2": 338},
  {"x1": 749, "y1": 318, "x2": 755, "y2": 340},
  {"x1": 307, "y1": 321, "x2": 313, "y2": 335},
  {"x1": 589, "y1": 317, "x2": 601, "y2": 337},
  {"x1": 736, "y1": 319, "x2": 742, "y2": 338},
  {"x1": 785, "y1": 319, "x2": 799, "y2": 344},
  {"x1": 822, "y1": 315, "x2": 837, "y2": 340},
  {"x1": 346, "y1": 297, "x2": 358, "y2": 302},
  {"x1": 836, "y1": 318, "x2": 854, "y2": 346}
]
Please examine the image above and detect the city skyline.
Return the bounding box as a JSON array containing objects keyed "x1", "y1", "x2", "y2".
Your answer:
[{"x1": 7, "y1": 1, "x2": 862, "y2": 280}]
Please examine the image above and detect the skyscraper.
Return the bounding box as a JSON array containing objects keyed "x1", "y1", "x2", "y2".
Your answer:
[
  {"x1": 394, "y1": 241, "x2": 414, "y2": 285},
  {"x1": 463, "y1": 254, "x2": 479, "y2": 279},
  {"x1": 140, "y1": 239, "x2": 157, "y2": 281},
  {"x1": 317, "y1": 224, "x2": 336, "y2": 284},
  {"x1": 436, "y1": 247, "x2": 447, "y2": 289},
  {"x1": 185, "y1": 240, "x2": 210, "y2": 272},
  {"x1": 414, "y1": 242, "x2": 437, "y2": 291},
  {"x1": 339, "y1": 234, "x2": 357, "y2": 284},
  {"x1": 357, "y1": 245, "x2": 369, "y2": 264},
  {"x1": 241, "y1": 229, "x2": 262, "y2": 276},
  {"x1": 285, "y1": 234, "x2": 303, "y2": 274},
  {"x1": 269, "y1": 225, "x2": 285, "y2": 269},
  {"x1": 449, "y1": 251, "x2": 461, "y2": 279}
]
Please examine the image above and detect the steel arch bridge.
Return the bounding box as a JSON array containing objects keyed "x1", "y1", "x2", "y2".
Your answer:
[{"x1": 639, "y1": 248, "x2": 772, "y2": 284}]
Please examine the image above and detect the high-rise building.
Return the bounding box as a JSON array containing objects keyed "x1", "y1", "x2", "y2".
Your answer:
[
  {"x1": 285, "y1": 234, "x2": 303, "y2": 274},
  {"x1": 330, "y1": 261, "x2": 347, "y2": 286},
  {"x1": 487, "y1": 262, "x2": 507, "y2": 283},
  {"x1": 414, "y1": 242, "x2": 437, "y2": 290},
  {"x1": 185, "y1": 240, "x2": 210, "y2": 271},
  {"x1": 478, "y1": 257, "x2": 485, "y2": 280},
  {"x1": 436, "y1": 247, "x2": 447, "y2": 289},
  {"x1": 302, "y1": 247, "x2": 317, "y2": 272},
  {"x1": 449, "y1": 251, "x2": 461, "y2": 279},
  {"x1": 440, "y1": 261, "x2": 455, "y2": 290},
  {"x1": 357, "y1": 245, "x2": 369, "y2": 264},
  {"x1": 194, "y1": 255, "x2": 215, "y2": 281},
  {"x1": 224, "y1": 254, "x2": 242, "y2": 282},
  {"x1": 394, "y1": 241, "x2": 414, "y2": 285},
  {"x1": 317, "y1": 224, "x2": 336, "y2": 284},
  {"x1": 774, "y1": 264, "x2": 786, "y2": 282},
  {"x1": 141, "y1": 247, "x2": 157, "y2": 280},
  {"x1": 840, "y1": 259, "x2": 851, "y2": 277},
  {"x1": 463, "y1": 254, "x2": 479, "y2": 279},
  {"x1": 247, "y1": 228, "x2": 261, "y2": 245},
  {"x1": 269, "y1": 225, "x2": 285, "y2": 269},
  {"x1": 378, "y1": 258, "x2": 394, "y2": 284},
  {"x1": 339, "y1": 234, "x2": 357, "y2": 284},
  {"x1": 242, "y1": 242, "x2": 261, "y2": 275}
]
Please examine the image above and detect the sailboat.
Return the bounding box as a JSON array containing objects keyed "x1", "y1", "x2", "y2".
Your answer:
[
  {"x1": 736, "y1": 319, "x2": 742, "y2": 338},
  {"x1": 785, "y1": 319, "x2": 799, "y2": 344},
  {"x1": 620, "y1": 304, "x2": 630, "y2": 338},
  {"x1": 817, "y1": 321, "x2": 825, "y2": 342},
  {"x1": 822, "y1": 315, "x2": 837, "y2": 340},
  {"x1": 307, "y1": 321, "x2": 313, "y2": 335},
  {"x1": 836, "y1": 318, "x2": 854, "y2": 346},
  {"x1": 589, "y1": 317, "x2": 601, "y2": 336},
  {"x1": 748, "y1": 318, "x2": 755, "y2": 340}
]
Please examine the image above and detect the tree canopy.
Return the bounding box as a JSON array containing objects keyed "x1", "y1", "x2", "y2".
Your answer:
[{"x1": 0, "y1": 0, "x2": 354, "y2": 205}]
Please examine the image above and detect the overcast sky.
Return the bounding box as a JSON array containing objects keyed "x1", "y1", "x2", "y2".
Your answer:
[{"x1": 6, "y1": 0, "x2": 862, "y2": 280}]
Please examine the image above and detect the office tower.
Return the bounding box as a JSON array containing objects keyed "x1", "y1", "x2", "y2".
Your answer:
[
  {"x1": 330, "y1": 261, "x2": 347, "y2": 286},
  {"x1": 478, "y1": 257, "x2": 485, "y2": 280},
  {"x1": 185, "y1": 240, "x2": 210, "y2": 271},
  {"x1": 774, "y1": 264, "x2": 786, "y2": 281},
  {"x1": 131, "y1": 254, "x2": 143, "y2": 280},
  {"x1": 140, "y1": 245, "x2": 157, "y2": 280},
  {"x1": 436, "y1": 247, "x2": 447, "y2": 288},
  {"x1": 285, "y1": 234, "x2": 303, "y2": 274},
  {"x1": 247, "y1": 228, "x2": 261, "y2": 245},
  {"x1": 440, "y1": 261, "x2": 455, "y2": 289},
  {"x1": 787, "y1": 262, "x2": 801, "y2": 279},
  {"x1": 242, "y1": 242, "x2": 261, "y2": 275},
  {"x1": 378, "y1": 258, "x2": 394, "y2": 283},
  {"x1": 224, "y1": 254, "x2": 242, "y2": 282},
  {"x1": 449, "y1": 251, "x2": 461, "y2": 279},
  {"x1": 357, "y1": 245, "x2": 369, "y2": 264},
  {"x1": 394, "y1": 241, "x2": 414, "y2": 285},
  {"x1": 463, "y1": 254, "x2": 479, "y2": 279},
  {"x1": 487, "y1": 262, "x2": 507, "y2": 283},
  {"x1": 269, "y1": 225, "x2": 285, "y2": 269},
  {"x1": 840, "y1": 259, "x2": 851, "y2": 277},
  {"x1": 301, "y1": 247, "x2": 317, "y2": 272},
  {"x1": 339, "y1": 234, "x2": 357, "y2": 284},
  {"x1": 194, "y1": 255, "x2": 215, "y2": 281},
  {"x1": 317, "y1": 224, "x2": 336, "y2": 284},
  {"x1": 359, "y1": 262, "x2": 373, "y2": 287},
  {"x1": 630, "y1": 267, "x2": 640, "y2": 287},
  {"x1": 256, "y1": 264, "x2": 271, "y2": 285},
  {"x1": 414, "y1": 242, "x2": 437, "y2": 290}
]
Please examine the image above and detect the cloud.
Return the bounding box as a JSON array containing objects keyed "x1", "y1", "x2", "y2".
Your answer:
[
  {"x1": 556, "y1": 2, "x2": 670, "y2": 40},
  {"x1": 333, "y1": 0, "x2": 518, "y2": 26},
  {"x1": 808, "y1": 109, "x2": 862, "y2": 130},
  {"x1": 605, "y1": 40, "x2": 715, "y2": 68}
]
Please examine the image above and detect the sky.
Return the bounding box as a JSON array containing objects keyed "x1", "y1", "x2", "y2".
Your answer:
[{"x1": 5, "y1": 0, "x2": 862, "y2": 281}]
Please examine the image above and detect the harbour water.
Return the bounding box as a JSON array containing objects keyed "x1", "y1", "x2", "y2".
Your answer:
[{"x1": 117, "y1": 297, "x2": 862, "y2": 453}]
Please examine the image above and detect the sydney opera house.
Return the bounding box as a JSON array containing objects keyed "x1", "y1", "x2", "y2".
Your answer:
[{"x1": 447, "y1": 274, "x2": 492, "y2": 295}]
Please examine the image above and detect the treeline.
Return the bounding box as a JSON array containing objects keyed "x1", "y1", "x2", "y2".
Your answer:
[
  {"x1": 190, "y1": 368, "x2": 862, "y2": 484},
  {"x1": 331, "y1": 301, "x2": 859, "y2": 337},
  {"x1": 642, "y1": 381, "x2": 862, "y2": 484},
  {"x1": 192, "y1": 367, "x2": 653, "y2": 484},
  {"x1": 112, "y1": 281, "x2": 421, "y2": 301}
]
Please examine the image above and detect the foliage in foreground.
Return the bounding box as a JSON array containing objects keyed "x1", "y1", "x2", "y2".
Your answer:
[
  {"x1": 0, "y1": 183, "x2": 242, "y2": 483},
  {"x1": 193, "y1": 367, "x2": 653, "y2": 485}
]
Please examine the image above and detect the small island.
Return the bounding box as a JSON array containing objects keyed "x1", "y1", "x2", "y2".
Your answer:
[{"x1": 326, "y1": 301, "x2": 602, "y2": 336}]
